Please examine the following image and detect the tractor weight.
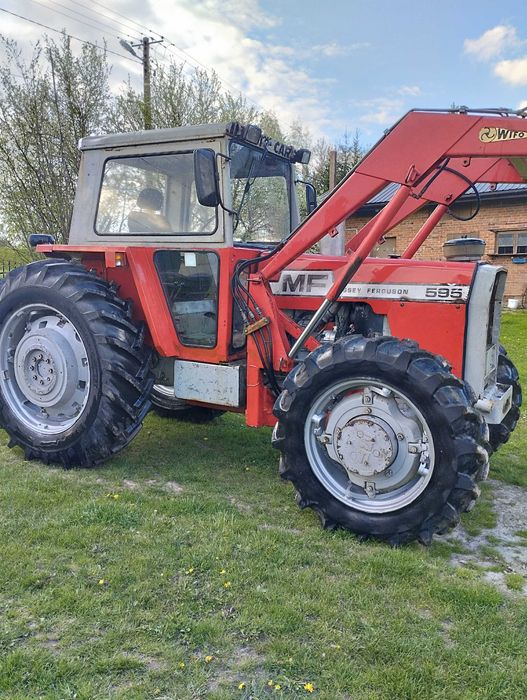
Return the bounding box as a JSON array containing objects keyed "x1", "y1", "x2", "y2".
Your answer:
[
  {"x1": 488, "y1": 345, "x2": 522, "y2": 453},
  {"x1": 0, "y1": 259, "x2": 154, "y2": 467}
]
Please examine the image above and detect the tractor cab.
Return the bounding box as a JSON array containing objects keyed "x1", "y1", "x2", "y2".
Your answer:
[{"x1": 69, "y1": 122, "x2": 310, "y2": 249}]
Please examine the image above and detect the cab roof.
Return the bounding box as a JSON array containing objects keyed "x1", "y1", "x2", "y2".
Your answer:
[{"x1": 79, "y1": 122, "x2": 232, "y2": 151}]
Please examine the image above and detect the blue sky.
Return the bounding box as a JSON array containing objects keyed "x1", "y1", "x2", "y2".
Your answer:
[{"x1": 2, "y1": 0, "x2": 527, "y2": 144}]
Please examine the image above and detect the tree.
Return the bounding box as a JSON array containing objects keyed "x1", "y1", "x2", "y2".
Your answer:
[{"x1": 0, "y1": 34, "x2": 111, "y2": 245}]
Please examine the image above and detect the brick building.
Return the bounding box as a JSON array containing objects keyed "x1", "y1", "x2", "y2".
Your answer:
[{"x1": 347, "y1": 184, "x2": 527, "y2": 303}]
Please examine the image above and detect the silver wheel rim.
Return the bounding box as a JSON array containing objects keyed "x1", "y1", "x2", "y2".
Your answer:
[
  {"x1": 304, "y1": 378, "x2": 435, "y2": 513},
  {"x1": 0, "y1": 304, "x2": 91, "y2": 435},
  {"x1": 153, "y1": 383, "x2": 174, "y2": 398}
]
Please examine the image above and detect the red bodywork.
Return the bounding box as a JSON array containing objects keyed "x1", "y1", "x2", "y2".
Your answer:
[{"x1": 38, "y1": 110, "x2": 527, "y2": 427}]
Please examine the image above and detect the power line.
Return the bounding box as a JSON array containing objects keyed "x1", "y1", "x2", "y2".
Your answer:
[
  {"x1": 0, "y1": 7, "x2": 138, "y2": 63},
  {"x1": 69, "y1": 0, "x2": 263, "y2": 111},
  {"x1": 64, "y1": 0, "x2": 150, "y2": 42},
  {"x1": 24, "y1": 0, "x2": 136, "y2": 40},
  {"x1": 5, "y1": 1, "x2": 264, "y2": 113},
  {"x1": 69, "y1": 0, "x2": 163, "y2": 41}
]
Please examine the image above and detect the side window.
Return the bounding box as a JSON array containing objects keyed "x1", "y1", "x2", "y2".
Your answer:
[
  {"x1": 154, "y1": 250, "x2": 219, "y2": 348},
  {"x1": 95, "y1": 153, "x2": 217, "y2": 235}
]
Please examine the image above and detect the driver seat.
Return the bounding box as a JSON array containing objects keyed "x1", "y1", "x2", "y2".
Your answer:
[{"x1": 128, "y1": 188, "x2": 172, "y2": 233}]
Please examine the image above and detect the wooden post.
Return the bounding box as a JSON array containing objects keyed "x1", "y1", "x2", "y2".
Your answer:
[{"x1": 320, "y1": 149, "x2": 345, "y2": 256}]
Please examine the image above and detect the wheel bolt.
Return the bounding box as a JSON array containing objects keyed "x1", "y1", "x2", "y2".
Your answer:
[
  {"x1": 45, "y1": 358, "x2": 50, "y2": 364},
  {"x1": 38, "y1": 354, "x2": 43, "y2": 360},
  {"x1": 397, "y1": 433, "x2": 404, "y2": 440},
  {"x1": 47, "y1": 377, "x2": 51, "y2": 382},
  {"x1": 39, "y1": 380, "x2": 44, "y2": 385},
  {"x1": 29, "y1": 365, "x2": 34, "y2": 371},
  {"x1": 32, "y1": 375, "x2": 37, "y2": 380}
]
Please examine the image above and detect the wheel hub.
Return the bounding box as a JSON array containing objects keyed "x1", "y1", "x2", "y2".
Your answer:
[
  {"x1": 305, "y1": 380, "x2": 435, "y2": 514},
  {"x1": 334, "y1": 416, "x2": 397, "y2": 477},
  {"x1": 0, "y1": 307, "x2": 90, "y2": 434}
]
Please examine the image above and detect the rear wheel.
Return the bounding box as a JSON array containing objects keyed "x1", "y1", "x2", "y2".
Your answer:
[
  {"x1": 151, "y1": 384, "x2": 224, "y2": 422},
  {"x1": 488, "y1": 346, "x2": 522, "y2": 452},
  {"x1": 0, "y1": 260, "x2": 154, "y2": 466},
  {"x1": 273, "y1": 336, "x2": 489, "y2": 545}
]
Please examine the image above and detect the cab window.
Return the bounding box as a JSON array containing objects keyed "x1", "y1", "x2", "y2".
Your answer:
[
  {"x1": 154, "y1": 250, "x2": 219, "y2": 348},
  {"x1": 230, "y1": 141, "x2": 291, "y2": 243},
  {"x1": 95, "y1": 153, "x2": 217, "y2": 235}
]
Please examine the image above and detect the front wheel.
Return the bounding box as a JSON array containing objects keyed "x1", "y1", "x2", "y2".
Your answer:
[{"x1": 273, "y1": 336, "x2": 489, "y2": 545}]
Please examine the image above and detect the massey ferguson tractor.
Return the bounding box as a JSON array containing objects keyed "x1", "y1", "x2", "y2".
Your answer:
[{"x1": 0, "y1": 108, "x2": 522, "y2": 545}]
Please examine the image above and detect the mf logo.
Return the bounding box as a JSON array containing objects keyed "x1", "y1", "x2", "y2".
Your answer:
[{"x1": 278, "y1": 271, "x2": 331, "y2": 295}]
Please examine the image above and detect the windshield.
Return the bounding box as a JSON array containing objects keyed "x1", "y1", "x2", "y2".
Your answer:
[{"x1": 229, "y1": 141, "x2": 292, "y2": 243}]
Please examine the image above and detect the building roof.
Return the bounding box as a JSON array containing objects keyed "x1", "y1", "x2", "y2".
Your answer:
[{"x1": 359, "y1": 182, "x2": 527, "y2": 212}]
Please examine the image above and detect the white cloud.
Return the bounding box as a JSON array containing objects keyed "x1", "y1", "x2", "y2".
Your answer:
[
  {"x1": 357, "y1": 98, "x2": 404, "y2": 126},
  {"x1": 494, "y1": 57, "x2": 527, "y2": 85},
  {"x1": 464, "y1": 25, "x2": 520, "y2": 62},
  {"x1": 397, "y1": 85, "x2": 421, "y2": 96},
  {"x1": 312, "y1": 41, "x2": 369, "y2": 58},
  {"x1": 1, "y1": 0, "x2": 341, "y2": 137},
  {"x1": 141, "y1": 0, "x2": 336, "y2": 134}
]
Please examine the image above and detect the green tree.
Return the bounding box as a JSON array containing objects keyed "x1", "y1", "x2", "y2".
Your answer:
[{"x1": 0, "y1": 34, "x2": 111, "y2": 245}]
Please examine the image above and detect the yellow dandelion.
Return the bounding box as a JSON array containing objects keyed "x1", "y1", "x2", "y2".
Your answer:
[
  {"x1": 98, "y1": 579, "x2": 106, "y2": 585},
  {"x1": 107, "y1": 493, "x2": 120, "y2": 499},
  {"x1": 185, "y1": 567, "x2": 194, "y2": 574},
  {"x1": 267, "y1": 680, "x2": 274, "y2": 687},
  {"x1": 274, "y1": 684, "x2": 282, "y2": 690},
  {"x1": 223, "y1": 581, "x2": 232, "y2": 588},
  {"x1": 304, "y1": 682, "x2": 315, "y2": 693},
  {"x1": 219, "y1": 568, "x2": 226, "y2": 574},
  {"x1": 238, "y1": 682, "x2": 246, "y2": 690},
  {"x1": 178, "y1": 661, "x2": 185, "y2": 669},
  {"x1": 205, "y1": 655, "x2": 214, "y2": 663}
]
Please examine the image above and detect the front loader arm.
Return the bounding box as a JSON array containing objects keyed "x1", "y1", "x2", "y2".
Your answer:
[{"x1": 260, "y1": 109, "x2": 527, "y2": 283}]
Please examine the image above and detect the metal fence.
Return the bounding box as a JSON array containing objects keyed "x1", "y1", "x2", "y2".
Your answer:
[{"x1": 0, "y1": 260, "x2": 16, "y2": 278}]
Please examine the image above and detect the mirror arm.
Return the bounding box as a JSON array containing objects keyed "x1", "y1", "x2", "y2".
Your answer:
[{"x1": 215, "y1": 152, "x2": 239, "y2": 221}]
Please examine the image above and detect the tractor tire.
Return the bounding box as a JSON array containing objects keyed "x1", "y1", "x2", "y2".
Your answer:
[
  {"x1": 488, "y1": 346, "x2": 522, "y2": 452},
  {"x1": 273, "y1": 335, "x2": 489, "y2": 546},
  {"x1": 0, "y1": 259, "x2": 154, "y2": 467},
  {"x1": 151, "y1": 384, "x2": 225, "y2": 423}
]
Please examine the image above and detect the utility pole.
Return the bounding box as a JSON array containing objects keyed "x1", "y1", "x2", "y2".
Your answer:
[
  {"x1": 120, "y1": 36, "x2": 164, "y2": 130},
  {"x1": 320, "y1": 149, "x2": 345, "y2": 256}
]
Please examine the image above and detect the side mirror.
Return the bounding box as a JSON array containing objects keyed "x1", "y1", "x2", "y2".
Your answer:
[
  {"x1": 305, "y1": 183, "x2": 317, "y2": 213},
  {"x1": 28, "y1": 233, "x2": 55, "y2": 247},
  {"x1": 194, "y1": 148, "x2": 220, "y2": 208}
]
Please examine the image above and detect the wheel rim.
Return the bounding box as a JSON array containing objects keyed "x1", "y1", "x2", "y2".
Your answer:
[
  {"x1": 152, "y1": 383, "x2": 175, "y2": 398},
  {"x1": 0, "y1": 304, "x2": 91, "y2": 435},
  {"x1": 304, "y1": 378, "x2": 435, "y2": 513}
]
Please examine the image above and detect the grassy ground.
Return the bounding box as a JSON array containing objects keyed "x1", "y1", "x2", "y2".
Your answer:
[{"x1": 0, "y1": 313, "x2": 525, "y2": 700}]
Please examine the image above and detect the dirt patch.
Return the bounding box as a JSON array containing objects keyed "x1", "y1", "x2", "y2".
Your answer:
[
  {"x1": 227, "y1": 495, "x2": 252, "y2": 513},
  {"x1": 443, "y1": 479, "x2": 527, "y2": 595},
  {"x1": 207, "y1": 645, "x2": 266, "y2": 692}
]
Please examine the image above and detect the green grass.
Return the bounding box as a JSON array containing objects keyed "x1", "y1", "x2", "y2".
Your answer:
[{"x1": 0, "y1": 313, "x2": 525, "y2": 699}]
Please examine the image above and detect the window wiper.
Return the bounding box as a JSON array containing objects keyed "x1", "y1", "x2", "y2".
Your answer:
[{"x1": 233, "y1": 151, "x2": 266, "y2": 232}]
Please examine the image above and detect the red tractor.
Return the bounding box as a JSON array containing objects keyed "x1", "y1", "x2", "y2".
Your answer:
[{"x1": 1, "y1": 108, "x2": 522, "y2": 544}]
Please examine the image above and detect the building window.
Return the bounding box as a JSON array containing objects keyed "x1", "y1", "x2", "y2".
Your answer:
[
  {"x1": 496, "y1": 231, "x2": 527, "y2": 255},
  {"x1": 370, "y1": 236, "x2": 396, "y2": 258}
]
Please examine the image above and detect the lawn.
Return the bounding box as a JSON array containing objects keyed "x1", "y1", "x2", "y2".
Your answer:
[{"x1": 0, "y1": 313, "x2": 525, "y2": 700}]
